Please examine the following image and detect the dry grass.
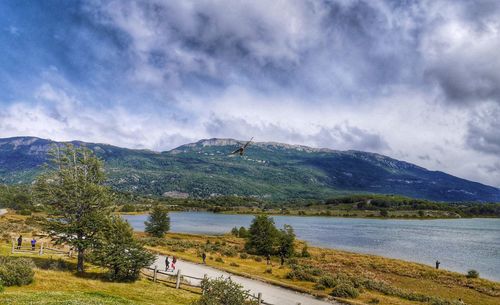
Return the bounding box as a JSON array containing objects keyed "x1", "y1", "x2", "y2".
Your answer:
[{"x1": 144, "y1": 232, "x2": 500, "y2": 305}]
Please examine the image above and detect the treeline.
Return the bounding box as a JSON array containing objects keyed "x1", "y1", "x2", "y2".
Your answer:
[{"x1": 324, "y1": 194, "x2": 500, "y2": 217}]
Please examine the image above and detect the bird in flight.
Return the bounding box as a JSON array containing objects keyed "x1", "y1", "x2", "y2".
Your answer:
[{"x1": 230, "y1": 137, "x2": 253, "y2": 156}]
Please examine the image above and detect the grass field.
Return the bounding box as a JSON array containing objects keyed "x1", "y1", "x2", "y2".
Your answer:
[{"x1": 0, "y1": 212, "x2": 197, "y2": 305}]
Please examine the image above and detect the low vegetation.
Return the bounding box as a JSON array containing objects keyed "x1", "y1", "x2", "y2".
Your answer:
[{"x1": 143, "y1": 229, "x2": 500, "y2": 305}]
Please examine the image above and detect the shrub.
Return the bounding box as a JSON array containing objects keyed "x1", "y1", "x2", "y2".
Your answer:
[
  {"x1": 368, "y1": 298, "x2": 380, "y2": 304},
  {"x1": 318, "y1": 275, "x2": 336, "y2": 288},
  {"x1": 195, "y1": 277, "x2": 257, "y2": 305},
  {"x1": 230, "y1": 262, "x2": 240, "y2": 267},
  {"x1": 120, "y1": 204, "x2": 136, "y2": 213},
  {"x1": 301, "y1": 244, "x2": 311, "y2": 258},
  {"x1": 239, "y1": 253, "x2": 248, "y2": 259},
  {"x1": 37, "y1": 258, "x2": 72, "y2": 271},
  {"x1": 466, "y1": 269, "x2": 479, "y2": 278},
  {"x1": 222, "y1": 247, "x2": 238, "y2": 257},
  {"x1": 265, "y1": 268, "x2": 272, "y2": 274},
  {"x1": 19, "y1": 209, "x2": 32, "y2": 216},
  {"x1": 286, "y1": 269, "x2": 316, "y2": 282},
  {"x1": 314, "y1": 283, "x2": 326, "y2": 290},
  {"x1": 0, "y1": 257, "x2": 35, "y2": 286},
  {"x1": 215, "y1": 257, "x2": 224, "y2": 263},
  {"x1": 330, "y1": 282, "x2": 359, "y2": 298},
  {"x1": 253, "y1": 256, "x2": 262, "y2": 262}
]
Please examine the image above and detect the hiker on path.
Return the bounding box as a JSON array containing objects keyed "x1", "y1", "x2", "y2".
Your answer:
[
  {"x1": 435, "y1": 260, "x2": 440, "y2": 269},
  {"x1": 17, "y1": 235, "x2": 22, "y2": 249},
  {"x1": 266, "y1": 254, "x2": 271, "y2": 265},
  {"x1": 202, "y1": 252, "x2": 206, "y2": 264},
  {"x1": 171, "y1": 256, "x2": 177, "y2": 270},
  {"x1": 280, "y1": 253, "x2": 285, "y2": 266},
  {"x1": 31, "y1": 238, "x2": 36, "y2": 251},
  {"x1": 165, "y1": 256, "x2": 170, "y2": 271}
]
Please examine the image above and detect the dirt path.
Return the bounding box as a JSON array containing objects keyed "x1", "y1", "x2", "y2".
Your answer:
[{"x1": 152, "y1": 255, "x2": 339, "y2": 305}]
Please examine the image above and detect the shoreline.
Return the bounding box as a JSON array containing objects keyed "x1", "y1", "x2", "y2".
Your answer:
[{"x1": 118, "y1": 209, "x2": 500, "y2": 220}]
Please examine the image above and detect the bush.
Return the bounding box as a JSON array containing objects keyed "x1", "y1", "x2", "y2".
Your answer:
[
  {"x1": 253, "y1": 256, "x2": 262, "y2": 262},
  {"x1": 330, "y1": 282, "x2": 359, "y2": 298},
  {"x1": 301, "y1": 244, "x2": 311, "y2": 258},
  {"x1": 121, "y1": 204, "x2": 136, "y2": 213},
  {"x1": 37, "y1": 258, "x2": 72, "y2": 271},
  {"x1": 314, "y1": 283, "x2": 326, "y2": 290},
  {"x1": 239, "y1": 253, "x2": 248, "y2": 259},
  {"x1": 466, "y1": 269, "x2": 479, "y2": 278},
  {"x1": 0, "y1": 257, "x2": 35, "y2": 286},
  {"x1": 215, "y1": 257, "x2": 224, "y2": 263},
  {"x1": 195, "y1": 277, "x2": 257, "y2": 305},
  {"x1": 19, "y1": 209, "x2": 32, "y2": 216},
  {"x1": 265, "y1": 268, "x2": 272, "y2": 274},
  {"x1": 0, "y1": 279, "x2": 4, "y2": 292},
  {"x1": 230, "y1": 262, "x2": 240, "y2": 267},
  {"x1": 368, "y1": 298, "x2": 380, "y2": 304},
  {"x1": 318, "y1": 275, "x2": 336, "y2": 288},
  {"x1": 286, "y1": 269, "x2": 316, "y2": 282}
]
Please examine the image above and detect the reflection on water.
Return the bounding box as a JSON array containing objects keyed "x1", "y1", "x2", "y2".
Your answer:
[{"x1": 123, "y1": 212, "x2": 500, "y2": 281}]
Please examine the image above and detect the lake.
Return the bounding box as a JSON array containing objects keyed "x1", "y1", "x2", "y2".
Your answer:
[{"x1": 123, "y1": 212, "x2": 500, "y2": 281}]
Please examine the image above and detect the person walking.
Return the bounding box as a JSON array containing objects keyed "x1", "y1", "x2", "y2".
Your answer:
[
  {"x1": 165, "y1": 256, "x2": 170, "y2": 271},
  {"x1": 266, "y1": 253, "x2": 271, "y2": 265},
  {"x1": 171, "y1": 256, "x2": 177, "y2": 271},
  {"x1": 202, "y1": 252, "x2": 206, "y2": 264},
  {"x1": 435, "y1": 260, "x2": 440, "y2": 270},
  {"x1": 17, "y1": 235, "x2": 22, "y2": 249},
  {"x1": 31, "y1": 238, "x2": 36, "y2": 251}
]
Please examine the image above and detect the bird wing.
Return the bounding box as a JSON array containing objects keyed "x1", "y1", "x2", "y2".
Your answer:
[{"x1": 243, "y1": 137, "x2": 254, "y2": 149}]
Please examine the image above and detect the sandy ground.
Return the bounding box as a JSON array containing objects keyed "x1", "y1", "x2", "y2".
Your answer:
[{"x1": 152, "y1": 255, "x2": 339, "y2": 305}]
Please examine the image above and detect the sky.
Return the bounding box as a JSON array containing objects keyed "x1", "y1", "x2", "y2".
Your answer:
[{"x1": 0, "y1": 0, "x2": 499, "y2": 187}]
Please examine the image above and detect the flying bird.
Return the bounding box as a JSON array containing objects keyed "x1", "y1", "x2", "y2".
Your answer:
[{"x1": 230, "y1": 137, "x2": 253, "y2": 156}]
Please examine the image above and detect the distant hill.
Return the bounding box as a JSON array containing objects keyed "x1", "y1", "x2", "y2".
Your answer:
[{"x1": 1, "y1": 136, "x2": 499, "y2": 202}]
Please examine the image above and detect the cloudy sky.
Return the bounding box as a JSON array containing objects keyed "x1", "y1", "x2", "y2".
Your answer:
[{"x1": 0, "y1": 0, "x2": 499, "y2": 187}]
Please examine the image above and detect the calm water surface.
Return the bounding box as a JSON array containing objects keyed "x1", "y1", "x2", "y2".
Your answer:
[{"x1": 124, "y1": 212, "x2": 500, "y2": 281}]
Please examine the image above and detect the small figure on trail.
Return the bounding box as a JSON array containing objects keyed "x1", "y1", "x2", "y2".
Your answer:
[
  {"x1": 435, "y1": 260, "x2": 440, "y2": 269},
  {"x1": 230, "y1": 137, "x2": 253, "y2": 156},
  {"x1": 280, "y1": 253, "x2": 285, "y2": 266},
  {"x1": 266, "y1": 253, "x2": 271, "y2": 265},
  {"x1": 17, "y1": 235, "x2": 22, "y2": 249},
  {"x1": 202, "y1": 252, "x2": 207, "y2": 264},
  {"x1": 172, "y1": 256, "x2": 177, "y2": 270},
  {"x1": 31, "y1": 238, "x2": 36, "y2": 251},
  {"x1": 165, "y1": 256, "x2": 170, "y2": 271}
]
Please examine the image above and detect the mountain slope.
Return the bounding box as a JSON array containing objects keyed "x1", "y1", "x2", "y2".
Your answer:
[{"x1": 0, "y1": 136, "x2": 499, "y2": 202}]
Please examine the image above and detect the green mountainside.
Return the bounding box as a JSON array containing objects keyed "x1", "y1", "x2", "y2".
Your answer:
[{"x1": 1, "y1": 136, "x2": 499, "y2": 202}]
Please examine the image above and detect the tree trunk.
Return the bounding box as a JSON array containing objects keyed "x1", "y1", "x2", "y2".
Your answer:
[{"x1": 77, "y1": 247, "x2": 85, "y2": 273}]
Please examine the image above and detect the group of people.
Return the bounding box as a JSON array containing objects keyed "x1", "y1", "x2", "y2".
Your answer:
[
  {"x1": 16, "y1": 235, "x2": 37, "y2": 251},
  {"x1": 164, "y1": 255, "x2": 177, "y2": 272}
]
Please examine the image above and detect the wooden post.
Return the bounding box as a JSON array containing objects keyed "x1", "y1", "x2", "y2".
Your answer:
[
  {"x1": 153, "y1": 265, "x2": 158, "y2": 283},
  {"x1": 39, "y1": 242, "x2": 44, "y2": 255},
  {"x1": 257, "y1": 292, "x2": 262, "y2": 305},
  {"x1": 176, "y1": 269, "x2": 182, "y2": 289},
  {"x1": 11, "y1": 238, "x2": 15, "y2": 253},
  {"x1": 68, "y1": 248, "x2": 72, "y2": 258}
]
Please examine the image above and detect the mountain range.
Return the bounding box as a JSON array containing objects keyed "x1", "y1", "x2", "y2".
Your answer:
[{"x1": 0, "y1": 136, "x2": 499, "y2": 202}]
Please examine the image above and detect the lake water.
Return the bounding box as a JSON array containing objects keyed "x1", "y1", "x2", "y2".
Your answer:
[{"x1": 123, "y1": 212, "x2": 500, "y2": 281}]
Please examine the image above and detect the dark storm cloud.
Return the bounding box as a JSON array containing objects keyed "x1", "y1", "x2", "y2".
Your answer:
[{"x1": 466, "y1": 104, "x2": 500, "y2": 154}]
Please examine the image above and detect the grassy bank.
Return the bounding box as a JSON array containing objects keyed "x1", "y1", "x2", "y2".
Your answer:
[
  {"x1": 0, "y1": 212, "x2": 197, "y2": 305},
  {"x1": 141, "y1": 232, "x2": 500, "y2": 305}
]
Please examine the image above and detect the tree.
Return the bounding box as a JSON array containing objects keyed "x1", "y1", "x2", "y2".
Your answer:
[
  {"x1": 277, "y1": 224, "x2": 295, "y2": 259},
  {"x1": 194, "y1": 277, "x2": 257, "y2": 305},
  {"x1": 379, "y1": 209, "x2": 389, "y2": 217},
  {"x1": 145, "y1": 205, "x2": 170, "y2": 237},
  {"x1": 34, "y1": 145, "x2": 113, "y2": 273},
  {"x1": 91, "y1": 216, "x2": 155, "y2": 281},
  {"x1": 245, "y1": 215, "x2": 279, "y2": 255},
  {"x1": 238, "y1": 226, "x2": 248, "y2": 238}
]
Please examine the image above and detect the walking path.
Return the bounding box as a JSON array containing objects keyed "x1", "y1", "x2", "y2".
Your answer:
[
  {"x1": 152, "y1": 255, "x2": 338, "y2": 305},
  {"x1": 0, "y1": 209, "x2": 7, "y2": 216}
]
